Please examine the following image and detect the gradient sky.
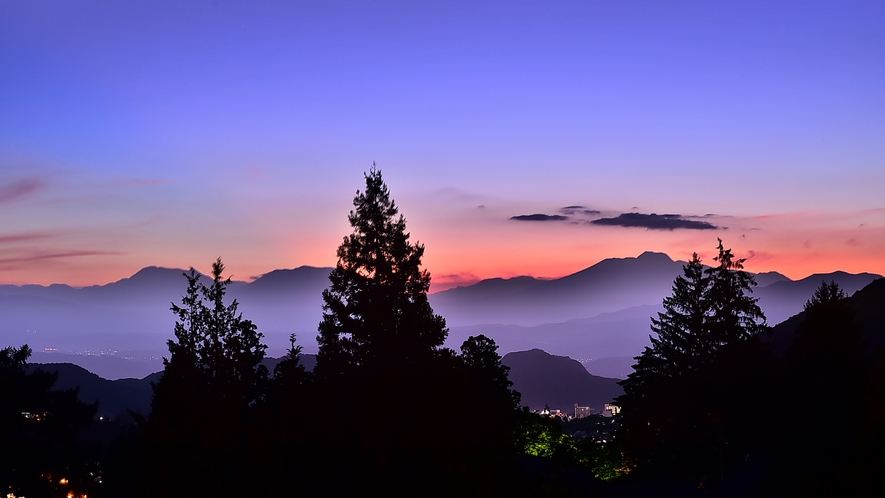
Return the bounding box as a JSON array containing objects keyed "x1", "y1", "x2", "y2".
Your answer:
[{"x1": 2, "y1": 0, "x2": 884, "y2": 290}]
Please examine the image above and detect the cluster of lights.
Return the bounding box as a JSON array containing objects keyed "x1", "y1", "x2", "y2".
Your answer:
[{"x1": 59, "y1": 477, "x2": 88, "y2": 498}]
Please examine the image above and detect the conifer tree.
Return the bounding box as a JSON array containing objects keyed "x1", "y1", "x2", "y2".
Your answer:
[
  {"x1": 621, "y1": 240, "x2": 765, "y2": 399},
  {"x1": 617, "y1": 241, "x2": 766, "y2": 480},
  {"x1": 146, "y1": 258, "x2": 267, "y2": 496},
  {"x1": 785, "y1": 281, "x2": 865, "y2": 427},
  {"x1": 705, "y1": 238, "x2": 766, "y2": 351},
  {"x1": 788, "y1": 280, "x2": 864, "y2": 378},
  {"x1": 310, "y1": 168, "x2": 525, "y2": 495},
  {"x1": 627, "y1": 253, "x2": 710, "y2": 389},
  {"x1": 315, "y1": 166, "x2": 447, "y2": 378},
  {"x1": 154, "y1": 258, "x2": 267, "y2": 414}
]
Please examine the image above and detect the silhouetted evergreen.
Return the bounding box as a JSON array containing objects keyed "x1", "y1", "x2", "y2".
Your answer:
[
  {"x1": 706, "y1": 239, "x2": 767, "y2": 347},
  {"x1": 620, "y1": 253, "x2": 709, "y2": 407},
  {"x1": 616, "y1": 241, "x2": 768, "y2": 485},
  {"x1": 768, "y1": 281, "x2": 871, "y2": 494},
  {"x1": 141, "y1": 259, "x2": 268, "y2": 496},
  {"x1": 299, "y1": 167, "x2": 525, "y2": 494},
  {"x1": 1, "y1": 345, "x2": 98, "y2": 498},
  {"x1": 315, "y1": 166, "x2": 448, "y2": 378}
]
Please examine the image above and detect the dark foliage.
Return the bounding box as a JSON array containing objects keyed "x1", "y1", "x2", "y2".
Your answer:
[
  {"x1": 767, "y1": 280, "x2": 874, "y2": 494},
  {"x1": 616, "y1": 240, "x2": 769, "y2": 484},
  {"x1": 315, "y1": 166, "x2": 448, "y2": 377},
  {"x1": 141, "y1": 259, "x2": 268, "y2": 496},
  {"x1": 613, "y1": 267, "x2": 885, "y2": 494},
  {"x1": 304, "y1": 167, "x2": 524, "y2": 494},
  {"x1": 0, "y1": 344, "x2": 97, "y2": 498}
]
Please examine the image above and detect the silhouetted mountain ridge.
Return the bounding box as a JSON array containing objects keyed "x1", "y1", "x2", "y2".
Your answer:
[{"x1": 26, "y1": 363, "x2": 158, "y2": 418}]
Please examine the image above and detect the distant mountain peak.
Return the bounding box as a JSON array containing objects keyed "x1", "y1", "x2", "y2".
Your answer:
[
  {"x1": 131, "y1": 266, "x2": 189, "y2": 277},
  {"x1": 116, "y1": 266, "x2": 195, "y2": 286},
  {"x1": 636, "y1": 251, "x2": 674, "y2": 262},
  {"x1": 754, "y1": 271, "x2": 791, "y2": 287}
]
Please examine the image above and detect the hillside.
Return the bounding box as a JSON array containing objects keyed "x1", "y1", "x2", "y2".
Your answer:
[
  {"x1": 502, "y1": 349, "x2": 623, "y2": 413},
  {"x1": 768, "y1": 277, "x2": 885, "y2": 355},
  {"x1": 27, "y1": 363, "x2": 158, "y2": 418}
]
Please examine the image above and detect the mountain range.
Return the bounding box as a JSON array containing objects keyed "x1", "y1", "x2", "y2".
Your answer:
[
  {"x1": 3, "y1": 251, "x2": 880, "y2": 380},
  {"x1": 18, "y1": 271, "x2": 885, "y2": 423},
  {"x1": 30, "y1": 348, "x2": 623, "y2": 421}
]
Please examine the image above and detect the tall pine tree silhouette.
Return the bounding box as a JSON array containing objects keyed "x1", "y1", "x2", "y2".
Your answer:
[
  {"x1": 617, "y1": 240, "x2": 766, "y2": 482},
  {"x1": 315, "y1": 166, "x2": 447, "y2": 378},
  {"x1": 309, "y1": 167, "x2": 521, "y2": 495}
]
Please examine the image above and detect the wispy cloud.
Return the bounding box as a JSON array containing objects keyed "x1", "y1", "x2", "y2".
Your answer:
[
  {"x1": 591, "y1": 213, "x2": 718, "y2": 230},
  {"x1": 0, "y1": 177, "x2": 45, "y2": 204},
  {"x1": 0, "y1": 250, "x2": 125, "y2": 270},
  {"x1": 0, "y1": 232, "x2": 54, "y2": 245}
]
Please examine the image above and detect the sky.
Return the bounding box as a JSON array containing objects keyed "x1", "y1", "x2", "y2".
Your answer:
[{"x1": 2, "y1": 0, "x2": 884, "y2": 291}]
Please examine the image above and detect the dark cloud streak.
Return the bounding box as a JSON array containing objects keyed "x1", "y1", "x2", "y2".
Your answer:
[
  {"x1": 559, "y1": 206, "x2": 601, "y2": 216},
  {"x1": 591, "y1": 213, "x2": 718, "y2": 230},
  {"x1": 510, "y1": 214, "x2": 568, "y2": 222}
]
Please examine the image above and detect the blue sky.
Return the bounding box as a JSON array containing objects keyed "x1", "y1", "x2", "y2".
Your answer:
[{"x1": 2, "y1": 0, "x2": 883, "y2": 287}]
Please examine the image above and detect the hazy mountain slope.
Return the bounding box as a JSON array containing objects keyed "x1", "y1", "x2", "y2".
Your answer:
[
  {"x1": 753, "y1": 271, "x2": 791, "y2": 287},
  {"x1": 0, "y1": 266, "x2": 333, "y2": 360},
  {"x1": 768, "y1": 277, "x2": 885, "y2": 355},
  {"x1": 232, "y1": 267, "x2": 332, "y2": 350},
  {"x1": 432, "y1": 254, "x2": 880, "y2": 328},
  {"x1": 580, "y1": 356, "x2": 636, "y2": 379},
  {"x1": 2, "y1": 256, "x2": 880, "y2": 380},
  {"x1": 446, "y1": 305, "x2": 659, "y2": 361},
  {"x1": 502, "y1": 349, "x2": 624, "y2": 413},
  {"x1": 431, "y1": 252, "x2": 684, "y2": 326},
  {"x1": 29, "y1": 352, "x2": 165, "y2": 381},
  {"x1": 754, "y1": 271, "x2": 881, "y2": 325}
]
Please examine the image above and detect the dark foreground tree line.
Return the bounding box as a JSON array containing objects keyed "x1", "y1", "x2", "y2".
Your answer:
[
  {"x1": 615, "y1": 244, "x2": 885, "y2": 495},
  {"x1": 3, "y1": 168, "x2": 884, "y2": 496}
]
